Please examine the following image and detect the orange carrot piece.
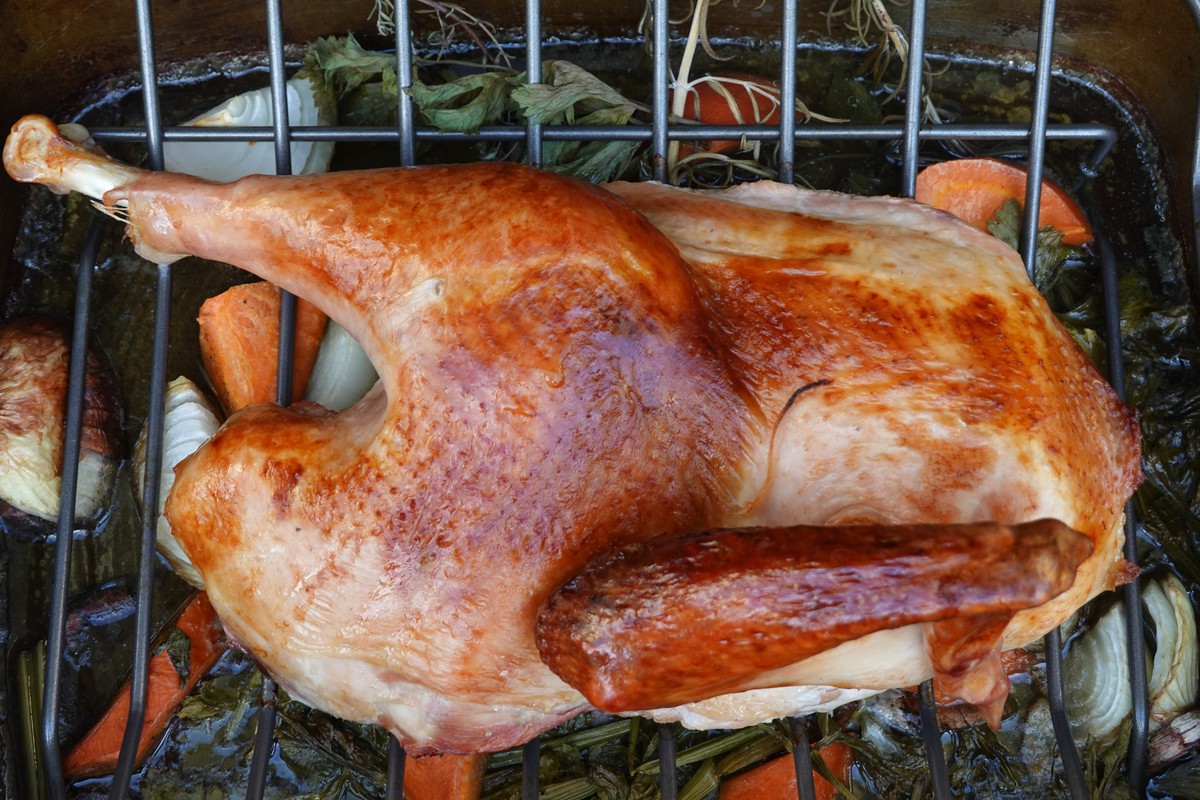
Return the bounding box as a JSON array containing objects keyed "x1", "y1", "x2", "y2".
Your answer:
[
  {"x1": 403, "y1": 752, "x2": 487, "y2": 800},
  {"x1": 720, "y1": 743, "x2": 852, "y2": 800},
  {"x1": 914, "y1": 157, "x2": 1093, "y2": 246},
  {"x1": 62, "y1": 593, "x2": 225, "y2": 779},
  {"x1": 197, "y1": 281, "x2": 327, "y2": 415}
]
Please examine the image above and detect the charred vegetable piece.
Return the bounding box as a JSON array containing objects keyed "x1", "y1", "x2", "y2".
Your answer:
[{"x1": 0, "y1": 315, "x2": 122, "y2": 523}]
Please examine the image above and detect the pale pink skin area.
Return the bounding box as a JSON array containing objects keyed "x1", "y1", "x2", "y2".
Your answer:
[{"x1": 4, "y1": 115, "x2": 1141, "y2": 753}]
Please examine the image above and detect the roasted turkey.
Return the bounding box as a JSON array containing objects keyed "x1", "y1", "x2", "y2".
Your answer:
[{"x1": 4, "y1": 115, "x2": 1141, "y2": 754}]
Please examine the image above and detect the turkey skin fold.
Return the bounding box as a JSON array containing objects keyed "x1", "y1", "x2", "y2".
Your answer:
[{"x1": 4, "y1": 115, "x2": 1142, "y2": 754}]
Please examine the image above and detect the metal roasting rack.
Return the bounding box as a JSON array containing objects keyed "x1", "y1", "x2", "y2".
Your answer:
[{"x1": 27, "y1": 0, "x2": 1200, "y2": 797}]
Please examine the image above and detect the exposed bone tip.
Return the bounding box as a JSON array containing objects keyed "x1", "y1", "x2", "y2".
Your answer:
[
  {"x1": 3, "y1": 114, "x2": 61, "y2": 184},
  {"x1": 4, "y1": 113, "x2": 146, "y2": 205}
]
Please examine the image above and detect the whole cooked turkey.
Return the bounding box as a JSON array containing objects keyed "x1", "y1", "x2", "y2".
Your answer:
[{"x1": 4, "y1": 114, "x2": 1141, "y2": 755}]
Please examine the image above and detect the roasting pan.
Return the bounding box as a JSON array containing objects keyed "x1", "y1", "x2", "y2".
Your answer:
[{"x1": 2, "y1": 0, "x2": 1200, "y2": 798}]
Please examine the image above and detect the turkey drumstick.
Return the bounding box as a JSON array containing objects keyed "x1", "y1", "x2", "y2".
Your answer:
[{"x1": 5, "y1": 115, "x2": 1140, "y2": 752}]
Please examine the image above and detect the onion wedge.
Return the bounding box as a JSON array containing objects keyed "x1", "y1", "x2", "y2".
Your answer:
[
  {"x1": 1065, "y1": 573, "x2": 1198, "y2": 742},
  {"x1": 304, "y1": 320, "x2": 379, "y2": 411},
  {"x1": 134, "y1": 376, "x2": 221, "y2": 587},
  {"x1": 0, "y1": 315, "x2": 122, "y2": 523},
  {"x1": 163, "y1": 76, "x2": 335, "y2": 181},
  {"x1": 1145, "y1": 574, "x2": 1198, "y2": 729}
]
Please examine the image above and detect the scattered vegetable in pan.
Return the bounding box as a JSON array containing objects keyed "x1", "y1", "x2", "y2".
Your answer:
[
  {"x1": 197, "y1": 281, "x2": 327, "y2": 415},
  {"x1": 1144, "y1": 575, "x2": 1197, "y2": 731},
  {"x1": 405, "y1": 752, "x2": 487, "y2": 800},
  {"x1": 133, "y1": 376, "x2": 221, "y2": 588},
  {"x1": 304, "y1": 320, "x2": 378, "y2": 412},
  {"x1": 163, "y1": 77, "x2": 336, "y2": 181},
  {"x1": 1065, "y1": 573, "x2": 1198, "y2": 744},
  {"x1": 672, "y1": 74, "x2": 783, "y2": 156},
  {"x1": 719, "y1": 743, "x2": 851, "y2": 799},
  {"x1": 914, "y1": 157, "x2": 1094, "y2": 246},
  {"x1": 0, "y1": 315, "x2": 122, "y2": 523},
  {"x1": 62, "y1": 593, "x2": 225, "y2": 779}
]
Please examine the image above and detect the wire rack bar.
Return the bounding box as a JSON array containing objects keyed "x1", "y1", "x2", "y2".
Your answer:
[
  {"x1": 104, "y1": 0, "x2": 173, "y2": 796},
  {"x1": 917, "y1": 681, "x2": 953, "y2": 800},
  {"x1": 657, "y1": 723, "x2": 678, "y2": 800},
  {"x1": 388, "y1": 2, "x2": 417, "y2": 790},
  {"x1": 1193, "y1": 95, "x2": 1200, "y2": 293},
  {"x1": 1044, "y1": 627, "x2": 1089, "y2": 799},
  {"x1": 1018, "y1": 0, "x2": 1059, "y2": 275},
  {"x1": 87, "y1": 121, "x2": 1121, "y2": 146},
  {"x1": 896, "y1": 6, "x2": 957, "y2": 791},
  {"x1": 243, "y1": 2, "x2": 296, "y2": 795},
  {"x1": 386, "y1": 736, "x2": 407, "y2": 800},
  {"x1": 788, "y1": 717, "x2": 818, "y2": 800},
  {"x1": 266, "y1": 0, "x2": 298, "y2": 412},
  {"x1": 1015, "y1": 6, "x2": 1096, "y2": 797},
  {"x1": 899, "y1": 0, "x2": 928, "y2": 198},
  {"x1": 522, "y1": 737, "x2": 541, "y2": 799},
  {"x1": 40, "y1": 218, "x2": 105, "y2": 800},
  {"x1": 650, "y1": 0, "x2": 670, "y2": 181},
  {"x1": 525, "y1": 0, "x2": 544, "y2": 166},
  {"x1": 777, "y1": 0, "x2": 799, "y2": 184},
  {"x1": 395, "y1": 0, "x2": 417, "y2": 165},
  {"x1": 1097, "y1": 221, "x2": 1151, "y2": 790}
]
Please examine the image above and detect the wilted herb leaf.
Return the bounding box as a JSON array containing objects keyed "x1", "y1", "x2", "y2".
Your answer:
[
  {"x1": 140, "y1": 655, "x2": 389, "y2": 800},
  {"x1": 511, "y1": 60, "x2": 636, "y2": 124},
  {"x1": 987, "y1": 198, "x2": 1080, "y2": 297},
  {"x1": 159, "y1": 626, "x2": 191, "y2": 689},
  {"x1": 303, "y1": 34, "x2": 398, "y2": 97},
  {"x1": 409, "y1": 70, "x2": 518, "y2": 133}
]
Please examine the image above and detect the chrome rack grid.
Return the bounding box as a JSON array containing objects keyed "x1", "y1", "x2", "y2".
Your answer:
[{"x1": 33, "y1": 0, "x2": 1157, "y2": 798}]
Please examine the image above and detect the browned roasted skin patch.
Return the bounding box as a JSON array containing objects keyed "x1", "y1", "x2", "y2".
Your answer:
[{"x1": 536, "y1": 519, "x2": 1091, "y2": 712}]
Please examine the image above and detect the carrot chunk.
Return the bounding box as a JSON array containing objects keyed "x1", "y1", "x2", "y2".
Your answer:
[
  {"x1": 197, "y1": 281, "x2": 327, "y2": 415},
  {"x1": 914, "y1": 157, "x2": 1093, "y2": 246},
  {"x1": 62, "y1": 594, "x2": 225, "y2": 779},
  {"x1": 720, "y1": 742, "x2": 852, "y2": 800}
]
